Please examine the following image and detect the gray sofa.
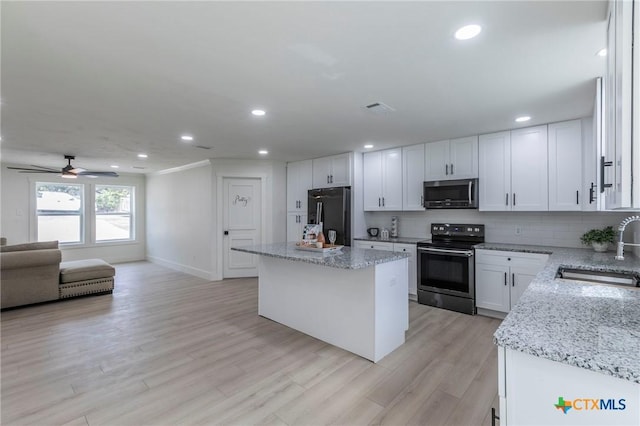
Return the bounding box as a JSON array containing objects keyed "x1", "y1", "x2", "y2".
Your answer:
[{"x1": 1, "y1": 241, "x2": 115, "y2": 309}]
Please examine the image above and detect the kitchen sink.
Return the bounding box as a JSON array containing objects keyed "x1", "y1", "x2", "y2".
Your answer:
[{"x1": 556, "y1": 267, "x2": 640, "y2": 289}]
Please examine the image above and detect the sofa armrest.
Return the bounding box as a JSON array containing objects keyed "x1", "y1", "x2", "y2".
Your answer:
[{"x1": 1, "y1": 249, "x2": 62, "y2": 270}]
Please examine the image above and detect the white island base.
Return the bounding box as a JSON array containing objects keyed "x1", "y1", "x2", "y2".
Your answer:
[{"x1": 258, "y1": 256, "x2": 408, "y2": 362}]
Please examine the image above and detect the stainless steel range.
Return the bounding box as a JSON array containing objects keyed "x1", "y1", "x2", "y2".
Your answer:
[{"x1": 417, "y1": 223, "x2": 485, "y2": 315}]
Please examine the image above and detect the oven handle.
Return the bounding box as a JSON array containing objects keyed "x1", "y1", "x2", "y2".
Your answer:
[
  {"x1": 468, "y1": 180, "x2": 473, "y2": 204},
  {"x1": 418, "y1": 247, "x2": 474, "y2": 257}
]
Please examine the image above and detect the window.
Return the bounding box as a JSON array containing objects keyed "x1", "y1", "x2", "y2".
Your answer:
[
  {"x1": 95, "y1": 185, "x2": 134, "y2": 241},
  {"x1": 34, "y1": 182, "x2": 135, "y2": 245},
  {"x1": 36, "y1": 182, "x2": 84, "y2": 243}
]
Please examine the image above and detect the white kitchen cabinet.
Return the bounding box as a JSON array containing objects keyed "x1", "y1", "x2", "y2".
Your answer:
[
  {"x1": 354, "y1": 240, "x2": 416, "y2": 296},
  {"x1": 548, "y1": 120, "x2": 583, "y2": 211},
  {"x1": 479, "y1": 126, "x2": 548, "y2": 211},
  {"x1": 424, "y1": 136, "x2": 478, "y2": 181},
  {"x1": 393, "y1": 243, "x2": 417, "y2": 296},
  {"x1": 286, "y1": 160, "x2": 312, "y2": 213},
  {"x1": 286, "y1": 212, "x2": 307, "y2": 242},
  {"x1": 363, "y1": 148, "x2": 402, "y2": 211},
  {"x1": 475, "y1": 249, "x2": 548, "y2": 315},
  {"x1": 402, "y1": 144, "x2": 425, "y2": 211},
  {"x1": 312, "y1": 153, "x2": 352, "y2": 188}
]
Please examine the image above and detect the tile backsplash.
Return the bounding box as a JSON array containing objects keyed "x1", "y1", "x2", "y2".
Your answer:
[{"x1": 364, "y1": 210, "x2": 638, "y2": 250}]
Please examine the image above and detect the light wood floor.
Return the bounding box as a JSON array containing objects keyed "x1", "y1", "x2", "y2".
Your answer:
[{"x1": 1, "y1": 261, "x2": 502, "y2": 426}]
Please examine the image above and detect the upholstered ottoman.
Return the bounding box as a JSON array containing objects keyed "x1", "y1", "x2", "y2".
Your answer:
[{"x1": 59, "y1": 259, "x2": 115, "y2": 299}]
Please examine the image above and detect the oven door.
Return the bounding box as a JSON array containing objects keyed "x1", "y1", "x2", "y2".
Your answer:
[{"x1": 417, "y1": 247, "x2": 474, "y2": 298}]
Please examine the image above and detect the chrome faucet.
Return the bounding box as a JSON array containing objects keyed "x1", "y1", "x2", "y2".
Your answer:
[{"x1": 615, "y1": 215, "x2": 640, "y2": 260}]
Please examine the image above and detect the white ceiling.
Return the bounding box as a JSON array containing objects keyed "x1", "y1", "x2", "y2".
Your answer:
[{"x1": 1, "y1": 1, "x2": 608, "y2": 173}]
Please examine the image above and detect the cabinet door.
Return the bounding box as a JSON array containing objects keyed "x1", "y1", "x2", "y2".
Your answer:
[
  {"x1": 312, "y1": 157, "x2": 332, "y2": 188},
  {"x1": 548, "y1": 120, "x2": 582, "y2": 211},
  {"x1": 449, "y1": 136, "x2": 478, "y2": 179},
  {"x1": 394, "y1": 243, "x2": 417, "y2": 296},
  {"x1": 511, "y1": 125, "x2": 549, "y2": 211},
  {"x1": 381, "y1": 148, "x2": 403, "y2": 210},
  {"x1": 479, "y1": 131, "x2": 511, "y2": 211},
  {"x1": 286, "y1": 162, "x2": 300, "y2": 211},
  {"x1": 363, "y1": 151, "x2": 383, "y2": 211},
  {"x1": 298, "y1": 160, "x2": 313, "y2": 212},
  {"x1": 329, "y1": 153, "x2": 352, "y2": 187},
  {"x1": 287, "y1": 160, "x2": 313, "y2": 211},
  {"x1": 510, "y1": 265, "x2": 542, "y2": 309},
  {"x1": 475, "y1": 263, "x2": 510, "y2": 313},
  {"x1": 402, "y1": 144, "x2": 425, "y2": 211},
  {"x1": 424, "y1": 140, "x2": 450, "y2": 181},
  {"x1": 286, "y1": 212, "x2": 303, "y2": 242}
]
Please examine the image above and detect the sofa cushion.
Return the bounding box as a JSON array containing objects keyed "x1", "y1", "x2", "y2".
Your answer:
[
  {"x1": 1, "y1": 249, "x2": 62, "y2": 269},
  {"x1": 59, "y1": 259, "x2": 115, "y2": 283},
  {"x1": 1, "y1": 241, "x2": 59, "y2": 253}
]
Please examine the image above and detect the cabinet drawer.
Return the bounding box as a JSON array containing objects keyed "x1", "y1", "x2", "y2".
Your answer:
[
  {"x1": 475, "y1": 249, "x2": 548, "y2": 268},
  {"x1": 354, "y1": 241, "x2": 394, "y2": 251}
]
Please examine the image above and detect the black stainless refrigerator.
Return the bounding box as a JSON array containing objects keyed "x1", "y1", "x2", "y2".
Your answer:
[{"x1": 308, "y1": 187, "x2": 351, "y2": 246}]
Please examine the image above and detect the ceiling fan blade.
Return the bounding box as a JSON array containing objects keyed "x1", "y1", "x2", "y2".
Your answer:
[
  {"x1": 69, "y1": 167, "x2": 87, "y2": 173},
  {"x1": 28, "y1": 165, "x2": 60, "y2": 171},
  {"x1": 76, "y1": 171, "x2": 119, "y2": 178},
  {"x1": 6, "y1": 167, "x2": 58, "y2": 173}
]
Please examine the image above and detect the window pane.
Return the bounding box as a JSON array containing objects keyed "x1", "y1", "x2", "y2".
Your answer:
[
  {"x1": 36, "y1": 183, "x2": 83, "y2": 243},
  {"x1": 95, "y1": 185, "x2": 133, "y2": 241}
]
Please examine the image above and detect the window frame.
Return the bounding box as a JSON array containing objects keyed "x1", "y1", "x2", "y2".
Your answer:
[
  {"x1": 34, "y1": 181, "x2": 86, "y2": 245},
  {"x1": 94, "y1": 184, "x2": 135, "y2": 243}
]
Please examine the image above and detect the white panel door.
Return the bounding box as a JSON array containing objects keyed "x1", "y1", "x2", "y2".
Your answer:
[
  {"x1": 381, "y1": 148, "x2": 403, "y2": 210},
  {"x1": 223, "y1": 178, "x2": 261, "y2": 278},
  {"x1": 511, "y1": 125, "x2": 548, "y2": 211},
  {"x1": 475, "y1": 263, "x2": 510, "y2": 313},
  {"x1": 449, "y1": 135, "x2": 478, "y2": 178},
  {"x1": 329, "y1": 153, "x2": 352, "y2": 187},
  {"x1": 286, "y1": 160, "x2": 312, "y2": 212},
  {"x1": 548, "y1": 120, "x2": 582, "y2": 211},
  {"x1": 363, "y1": 151, "x2": 383, "y2": 211},
  {"x1": 424, "y1": 140, "x2": 450, "y2": 181},
  {"x1": 312, "y1": 157, "x2": 332, "y2": 188},
  {"x1": 286, "y1": 212, "x2": 304, "y2": 242},
  {"x1": 479, "y1": 131, "x2": 511, "y2": 211},
  {"x1": 402, "y1": 144, "x2": 425, "y2": 211}
]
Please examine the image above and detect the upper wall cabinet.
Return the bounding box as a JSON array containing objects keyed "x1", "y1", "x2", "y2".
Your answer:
[
  {"x1": 312, "y1": 153, "x2": 352, "y2": 189},
  {"x1": 548, "y1": 120, "x2": 583, "y2": 211},
  {"x1": 479, "y1": 126, "x2": 548, "y2": 211},
  {"x1": 402, "y1": 144, "x2": 425, "y2": 210},
  {"x1": 286, "y1": 160, "x2": 313, "y2": 212},
  {"x1": 424, "y1": 136, "x2": 478, "y2": 181},
  {"x1": 363, "y1": 148, "x2": 403, "y2": 211}
]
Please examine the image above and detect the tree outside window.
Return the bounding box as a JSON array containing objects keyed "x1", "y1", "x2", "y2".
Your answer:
[{"x1": 95, "y1": 185, "x2": 133, "y2": 241}]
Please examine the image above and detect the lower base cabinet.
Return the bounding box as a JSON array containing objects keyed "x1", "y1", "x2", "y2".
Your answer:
[
  {"x1": 475, "y1": 249, "x2": 548, "y2": 314},
  {"x1": 286, "y1": 212, "x2": 307, "y2": 242},
  {"x1": 354, "y1": 240, "x2": 417, "y2": 296}
]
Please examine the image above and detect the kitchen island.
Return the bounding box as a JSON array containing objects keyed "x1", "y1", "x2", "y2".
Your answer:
[
  {"x1": 232, "y1": 243, "x2": 410, "y2": 362},
  {"x1": 483, "y1": 243, "x2": 640, "y2": 426}
]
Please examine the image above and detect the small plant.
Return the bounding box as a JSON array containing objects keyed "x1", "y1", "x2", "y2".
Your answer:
[{"x1": 580, "y1": 226, "x2": 616, "y2": 245}]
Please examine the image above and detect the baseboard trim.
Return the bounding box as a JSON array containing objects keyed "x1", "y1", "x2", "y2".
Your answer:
[{"x1": 146, "y1": 256, "x2": 213, "y2": 280}]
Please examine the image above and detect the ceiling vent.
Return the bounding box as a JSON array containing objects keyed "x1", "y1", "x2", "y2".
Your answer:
[{"x1": 363, "y1": 102, "x2": 395, "y2": 114}]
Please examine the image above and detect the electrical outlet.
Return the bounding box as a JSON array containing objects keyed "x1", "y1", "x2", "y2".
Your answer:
[{"x1": 515, "y1": 226, "x2": 522, "y2": 235}]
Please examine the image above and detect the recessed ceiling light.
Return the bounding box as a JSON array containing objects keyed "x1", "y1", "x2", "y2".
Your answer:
[
  {"x1": 110, "y1": 165, "x2": 119, "y2": 169},
  {"x1": 181, "y1": 135, "x2": 194, "y2": 141},
  {"x1": 252, "y1": 109, "x2": 266, "y2": 116},
  {"x1": 515, "y1": 116, "x2": 531, "y2": 123},
  {"x1": 258, "y1": 150, "x2": 268, "y2": 155},
  {"x1": 137, "y1": 153, "x2": 148, "y2": 158},
  {"x1": 364, "y1": 144, "x2": 374, "y2": 149},
  {"x1": 597, "y1": 48, "x2": 607, "y2": 57},
  {"x1": 455, "y1": 24, "x2": 482, "y2": 40}
]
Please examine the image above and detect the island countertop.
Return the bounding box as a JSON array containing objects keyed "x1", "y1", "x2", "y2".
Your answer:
[
  {"x1": 486, "y1": 243, "x2": 640, "y2": 383},
  {"x1": 232, "y1": 242, "x2": 409, "y2": 270}
]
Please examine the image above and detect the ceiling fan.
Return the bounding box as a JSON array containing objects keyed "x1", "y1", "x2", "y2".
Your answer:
[{"x1": 7, "y1": 155, "x2": 119, "y2": 178}]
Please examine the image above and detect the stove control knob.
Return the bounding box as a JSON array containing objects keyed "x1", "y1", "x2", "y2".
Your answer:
[
  {"x1": 474, "y1": 228, "x2": 480, "y2": 232},
  {"x1": 467, "y1": 227, "x2": 472, "y2": 232}
]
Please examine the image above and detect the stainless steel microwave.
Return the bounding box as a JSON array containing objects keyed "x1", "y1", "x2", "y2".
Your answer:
[{"x1": 423, "y1": 178, "x2": 478, "y2": 209}]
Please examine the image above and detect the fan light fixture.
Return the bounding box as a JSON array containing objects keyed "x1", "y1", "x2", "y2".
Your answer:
[
  {"x1": 455, "y1": 24, "x2": 482, "y2": 40},
  {"x1": 252, "y1": 109, "x2": 266, "y2": 116}
]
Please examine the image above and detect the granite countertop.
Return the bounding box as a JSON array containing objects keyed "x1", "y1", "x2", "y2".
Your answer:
[
  {"x1": 489, "y1": 243, "x2": 640, "y2": 383},
  {"x1": 232, "y1": 242, "x2": 409, "y2": 270},
  {"x1": 354, "y1": 236, "x2": 427, "y2": 244}
]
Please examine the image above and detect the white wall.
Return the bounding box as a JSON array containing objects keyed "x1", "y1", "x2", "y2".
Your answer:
[
  {"x1": 364, "y1": 210, "x2": 636, "y2": 250},
  {"x1": 0, "y1": 163, "x2": 146, "y2": 263},
  {"x1": 145, "y1": 159, "x2": 286, "y2": 280},
  {"x1": 146, "y1": 162, "x2": 213, "y2": 279}
]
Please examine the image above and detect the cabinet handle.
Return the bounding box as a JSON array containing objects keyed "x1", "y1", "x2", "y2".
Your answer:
[
  {"x1": 445, "y1": 164, "x2": 449, "y2": 175},
  {"x1": 513, "y1": 193, "x2": 516, "y2": 206},
  {"x1": 600, "y1": 156, "x2": 613, "y2": 193},
  {"x1": 505, "y1": 193, "x2": 509, "y2": 206},
  {"x1": 512, "y1": 273, "x2": 515, "y2": 287},
  {"x1": 382, "y1": 197, "x2": 385, "y2": 207},
  {"x1": 330, "y1": 175, "x2": 333, "y2": 184},
  {"x1": 589, "y1": 182, "x2": 596, "y2": 204},
  {"x1": 378, "y1": 197, "x2": 381, "y2": 207},
  {"x1": 327, "y1": 175, "x2": 330, "y2": 184},
  {"x1": 451, "y1": 163, "x2": 454, "y2": 175},
  {"x1": 576, "y1": 190, "x2": 579, "y2": 205},
  {"x1": 504, "y1": 272, "x2": 508, "y2": 286}
]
